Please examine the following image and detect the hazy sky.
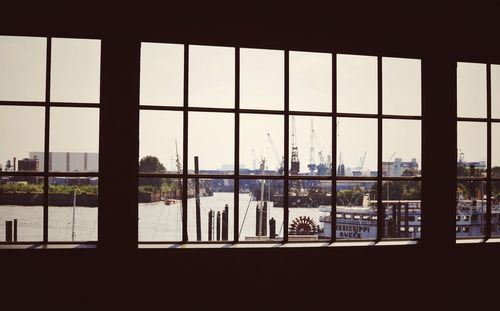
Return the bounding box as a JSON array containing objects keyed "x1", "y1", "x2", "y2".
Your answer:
[
  {"x1": 3, "y1": 36, "x2": 497, "y2": 172},
  {"x1": 0, "y1": 36, "x2": 100, "y2": 170}
]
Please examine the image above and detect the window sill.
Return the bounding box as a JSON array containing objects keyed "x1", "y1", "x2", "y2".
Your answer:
[{"x1": 0, "y1": 243, "x2": 97, "y2": 249}]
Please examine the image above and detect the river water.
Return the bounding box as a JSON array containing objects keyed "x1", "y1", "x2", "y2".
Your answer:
[{"x1": 0, "y1": 192, "x2": 323, "y2": 242}]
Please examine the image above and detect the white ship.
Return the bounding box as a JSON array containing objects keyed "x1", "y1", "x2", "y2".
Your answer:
[{"x1": 318, "y1": 195, "x2": 500, "y2": 239}]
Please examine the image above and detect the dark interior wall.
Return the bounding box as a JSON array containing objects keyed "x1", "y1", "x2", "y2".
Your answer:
[{"x1": 2, "y1": 2, "x2": 500, "y2": 310}]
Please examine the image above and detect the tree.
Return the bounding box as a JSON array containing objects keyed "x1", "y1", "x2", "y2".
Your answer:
[
  {"x1": 139, "y1": 156, "x2": 166, "y2": 173},
  {"x1": 139, "y1": 156, "x2": 166, "y2": 189}
]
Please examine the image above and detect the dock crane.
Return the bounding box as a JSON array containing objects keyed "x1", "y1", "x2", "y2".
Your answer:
[
  {"x1": 290, "y1": 116, "x2": 300, "y2": 175},
  {"x1": 307, "y1": 118, "x2": 317, "y2": 175},
  {"x1": 267, "y1": 133, "x2": 284, "y2": 174}
]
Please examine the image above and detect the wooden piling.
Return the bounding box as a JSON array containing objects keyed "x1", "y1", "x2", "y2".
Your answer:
[
  {"x1": 222, "y1": 204, "x2": 228, "y2": 240},
  {"x1": 13, "y1": 219, "x2": 17, "y2": 242},
  {"x1": 270, "y1": 217, "x2": 276, "y2": 239},
  {"x1": 216, "y1": 211, "x2": 221, "y2": 241},
  {"x1": 5, "y1": 221, "x2": 13, "y2": 242},
  {"x1": 194, "y1": 156, "x2": 201, "y2": 241}
]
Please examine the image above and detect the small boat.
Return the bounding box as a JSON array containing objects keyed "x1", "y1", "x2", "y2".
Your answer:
[{"x1": 165, "y1": 199, "x2": 176, "y2": 205}]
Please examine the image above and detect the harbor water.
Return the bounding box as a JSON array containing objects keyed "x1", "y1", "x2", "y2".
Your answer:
[{"x1": 0, "y1": 192, "x2": 323, "y2": 242}]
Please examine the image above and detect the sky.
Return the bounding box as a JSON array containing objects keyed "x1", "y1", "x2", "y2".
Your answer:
[{"x1": 2, "y1": 36, "x2": 497, "y2": 173}]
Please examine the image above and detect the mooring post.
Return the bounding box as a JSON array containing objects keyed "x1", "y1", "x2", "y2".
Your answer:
[
  {"x1": 222, "y1": 204, "x2": 228, "y2": 240},
  {"x1": 270, "y1": 217, "x2": 276, "y2": 239},
  {"x1": 208, "y1": 210, "x2": 213, "y2": 241},
  {"x1": 262, "y1": 201, "x2": 268, "y2": 236},
  {"x1": 216, "y1": 211, "x2": 221, "y2": 241},
  {"x1": 13, "y1": 219, "x2": 17, "y2": 242},
  {"x1": 5, "y1": 221, "x2": 13, "y2": 242},
  {"x1": 194, "y1": 156, "x2": 201, "y2": 241},
  {"x1": 255, "y1": 204, "x2": 261, "y2": 236}
]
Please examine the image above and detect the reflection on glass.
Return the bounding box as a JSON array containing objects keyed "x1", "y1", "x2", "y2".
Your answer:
[
  {"x1": 140, "y1": 110, "x2": 183, "y2": 174},
  {"x1": 290, "y1": 51, "x2": 332, "y2": 112},
  {"x1": 457, "y1": 62, "x2": 486, "y2": 118},
  {"x1": 382, "y1": 180, "x2": 421, "y2": 239},
  {"x1": 493, "y1": 123, "x2": 500, "y2": 177},
  {"x1": 189, "y1": 45, "x2": 234, "y2": 108},
  {"x1": 337, "y1": 118, "x2": 377, "y2": 177},
  {"x1": 337, "y1": 54, "x2": 377, "y2": 114},
  {"x1": 240, "y1": 114, "x2": 283, "y2": 175},
  {"x1": 0, "y1": 106, "x2": 45, "y2": 172},
  {"x1": 0, "y1": 176, "x2": 43, "y2": 242},
  {"x1": 492, "y1": 181, "x2": 500, "y2": 237},
  {"x1": 138, "y1": 178, "x2": 183, "y2": 242},
  {"x1": 187, "y1": 178, "x2": 233, "y2": 242},
  {"x1": 456, "y1": 180, "x2": 486, "y2": 238},
  {"x1": 457, "y1": 121, "x2": 486, "y2": 177},
  {"x1": 50, "y1": 38, "x2": 101, "y2": 103},
  {"x1": 0, "y1": 35, "x2": 46, "y2": 102},
  {"x1": 383, "y1": 119, "x2": 421, "y2": 176},
  {"x1": 335, "y1": 181, "x2": 377, "y2": 240},
  {"x1": 289, "y1": 116, "x2": 332, "y2": 175},
  {"x1": 140, "y1": 42, "x2": 184, "y2": 107},
  {"x1": 382, "y1": 57, "x2": 421, "y2": 116},
  {"x1": 188, "y1": 112, "x2": 234, "y2": 174},
  {"x1": 492, "y1": 65, "x2": 500, "y2": 119},
  {"x1": 50, "y1": 107, "x2": 99, "y2": 172},
  {"x1": 239, "y1": 179, "x2": 284, "y2": 242},
  {"x1": 240, "y1": 48, "x2": 284, "y2": 110},
  {"x1": 48, "y1": 177, "x2": 98, "y2": 241},
  {"x1": 288, "y1": 179, "x2": 331, "y2": 241}
]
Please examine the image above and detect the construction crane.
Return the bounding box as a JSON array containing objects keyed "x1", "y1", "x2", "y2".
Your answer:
[
  {"x1": 387, "y1": 152, "x2": 396, "y2": 162},
  {"x1": 290, "y1": 116, "x2": 300, "y2": 175},
  {"x1": 358, "y1": 151, "x2": 367, "y2": 170},
  {"x1": 175, "y1": 140, "x2": 182, "y2": 174},
  {"x1": 307, "y1": 118, "x2": 317, "y2": 175},
  {"x1": 267, "y1": 133, "x2": 284, "y2": 174}
]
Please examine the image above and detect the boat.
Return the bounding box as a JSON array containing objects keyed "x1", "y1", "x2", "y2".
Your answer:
[
  {"x1": 318, "y1": 195, "x2": 500, "y2": 239},
  {"x1": 165, "y1": 199, "x2": 176, "y2": 205}
]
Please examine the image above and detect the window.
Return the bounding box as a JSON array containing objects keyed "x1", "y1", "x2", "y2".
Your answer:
[
  {"x1": 0, "y1": 36, "x2": 101, "y2": 242},
  {"x1": 140, "y1": 44, "x2": 423, "y2": 245},
  {"x1": 457, "y1": 62, "x2": 499, "y2": 239}
]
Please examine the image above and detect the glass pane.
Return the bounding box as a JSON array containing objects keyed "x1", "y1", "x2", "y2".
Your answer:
[
  {"x1": 457, "y1": 122, "x2": 486, "y2": 177},
  {"x1": 0, "y1": 106, "x2": 45, "y2": 172},
  {"x1": 139, "y1": 178, "x2": 183, "y2": 242},
  {"x1": 240, "y1": 48, "x2": 284, "y2": 110},
  {"x1": 188, "y1": 112, "x2": 234, "y2": 174},
  {"x1": 492, "y1": 64, "x2": 500, "y2": 119},
  {"x1": 335, "y1": 181, "x2": 377, "y2": 240},
  {"x1": 140, "y1": 42, "x2": 183, "y2": 107},
  {"x1": 383, "y1": 119, "x2": 421, "y2": 176},
  {"x1": 382, "y1": 57, "x2": 421, "y2": 116},
  {"x1": 0, "y1": 36, "x2": 46, "y2": 102},
  {"x1": 337, "y1": 54, "x2": 377, "y2": 114},
  {"x1": 290, "y1": 51, "x2": 332, "y2": 112},
  {"x1": 289, "y1": 116, "x2": 332, "y2": 175},
  {"x1": 139, "y1": 110, "x2": 183, "y2": 174},
  {"x1": 0, "y1": 176, "x2": 43, "y2": 242},
  {"x1": 457, "y1": 62, "x2": 486, "y2": 118},
  {"x1": 456, "y1": 180, "x2": 486, "y2": 238},
  {"x1": 49, "y1": 107, "x2": 99, "y2": 172},
  {"x1": 239, "y1": 179, "x2": 284, "y2": 242},
  {"x1": 382, "y1": 180, "x2": 421, "y2": 239},
  {"x1": 288, "y1": 179, "x2": 331, "y2": 241},
  {"x1": 50, "y1": 38, "x2": 101, "y2": 103},
  {"x1": 189, "y1": 45, "x2": 234, "y2": 108},
  {"x1": 337, "y1": 117, "x2": 377, "y2": 177},
  {"x1": 48, "y1": 177, "x2": 98, "y2": 241},
  {"x1": 493, "y1": 123, "x2": 500, "y2": 177},
  {"x1": 492, "y1": 181, "x2": 500, "y2": 236},
  {"x1": 187, "y1": 178, "x2": 233, "y2": 241},
  {"x1": 240, "y1": 113, "x2": 283, "y2": 175}
]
